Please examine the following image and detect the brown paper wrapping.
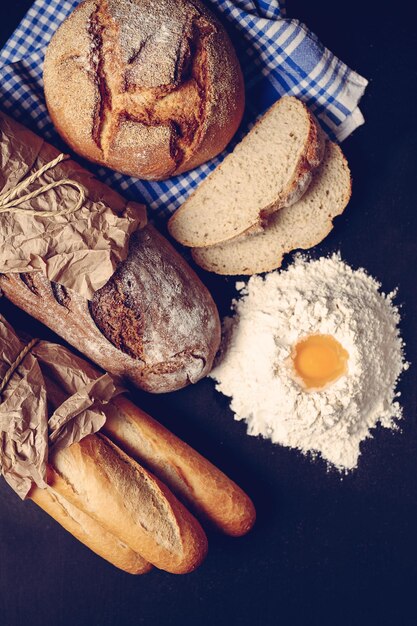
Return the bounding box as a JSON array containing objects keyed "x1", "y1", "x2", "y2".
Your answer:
[
  {"x1": 0, "y1": 112, "x2": 147, "y2": 299},
  {"x1": 0, "y1": 314, "x2": 124, "y2": 499}
]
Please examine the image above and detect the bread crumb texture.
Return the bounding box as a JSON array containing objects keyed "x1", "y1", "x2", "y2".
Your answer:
[
  {"x1": 192, "y1": 142, "x2": 351, "y2": 274},
  {"x1": 168, "y1": 97, "x2": 324, "y2": 247}
]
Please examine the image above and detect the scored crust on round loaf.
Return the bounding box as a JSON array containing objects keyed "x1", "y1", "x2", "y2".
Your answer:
[
  {"x1": 191, "y1": 142, "x2": 351, "y2": 275},
  {"x1": 43, "y1": 0, "x2": 244, "y2": 180},
  {"x1": 168, "y1": 96, "x2": 325, "y2": 248}
]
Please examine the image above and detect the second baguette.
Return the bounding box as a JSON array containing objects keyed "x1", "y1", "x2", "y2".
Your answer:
[{"x1": 103, "y1": 396, "x2": 256, "y2": 537}]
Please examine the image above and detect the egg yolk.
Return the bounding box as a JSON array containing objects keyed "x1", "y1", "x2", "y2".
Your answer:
[{"x1": 291, "y1": 334, "x2": 349, "y2": 390}]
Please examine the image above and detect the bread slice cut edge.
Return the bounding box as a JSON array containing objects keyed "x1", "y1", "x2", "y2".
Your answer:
[
  {"x1": 168, "y1": 96, "x2": 324, "y2": 248},
  {"x1": 191, "y1": 141, "x2": 351, "y2": 275}
]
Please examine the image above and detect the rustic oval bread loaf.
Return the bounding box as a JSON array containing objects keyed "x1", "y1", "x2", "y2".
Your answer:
[
  {"x1": 0, "y1": 225, "x2": 221, "y2": 393},
  {"x1": 43, "y1": 0, "x2": 244, "y2": 180}
]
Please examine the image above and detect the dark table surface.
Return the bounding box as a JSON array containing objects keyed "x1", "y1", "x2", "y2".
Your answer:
[{"x1": 1, "y1": 2, "x2": 417, "y2": 625}]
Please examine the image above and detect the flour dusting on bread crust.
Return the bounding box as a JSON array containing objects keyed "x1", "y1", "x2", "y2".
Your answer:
[
  {"x1": 43, "y1": 0, "x2": 244, "y2": 180},
  {"x1": 0, "y1": 225, "x2": 220, "y2": 393}
]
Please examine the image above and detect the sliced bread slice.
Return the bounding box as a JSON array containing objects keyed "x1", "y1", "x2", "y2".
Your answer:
[
  {"x1": 192, "y1": 141, "x2": 351, "y2": 275},
  {"x1": 168, "y1": 96, "x2": 324, "y2": 248}
]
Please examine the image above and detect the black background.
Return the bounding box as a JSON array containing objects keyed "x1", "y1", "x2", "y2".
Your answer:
[{"x1": 1, "y1": 1, "x2": 417, "y2": 625}]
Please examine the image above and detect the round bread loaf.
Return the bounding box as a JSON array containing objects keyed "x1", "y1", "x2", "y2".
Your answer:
[{"x1": 43, "y1": 0, "x2": 245, "y2": 180}]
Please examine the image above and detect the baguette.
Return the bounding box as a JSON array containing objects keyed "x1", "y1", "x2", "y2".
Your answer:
[
  {"x1": 28, "y1": 346, "x2": 206, "y2": 575},
  {"x1": 168, "y1": 97, "x2": 324, "y2": 248},
  {"x1": 29, "y1": 484, "x2": 151, "y2": 574},
  {"x1": 49, "y1": 434, "x2": 208, "y2": 574},
  {"x1": 41, "y1": 348, "x2": 254, "y2": 538},
  {"x1": 104, "y1": 396, "x2": 256, "y2": 537}
]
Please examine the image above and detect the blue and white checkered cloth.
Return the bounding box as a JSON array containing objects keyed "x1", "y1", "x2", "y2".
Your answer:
[{"x1": 0, "y1": 0, "x2": 367, "y2": 220}]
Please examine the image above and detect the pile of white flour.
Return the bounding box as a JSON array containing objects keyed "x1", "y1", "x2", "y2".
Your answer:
[{"x1": 210, "y1": 255, "x2": 408, "y2": 471}]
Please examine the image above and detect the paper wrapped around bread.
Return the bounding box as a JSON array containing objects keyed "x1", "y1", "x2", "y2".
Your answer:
[
  {"x1": 0, "y1": 313, "x2": 254, "y2": 573},
  {"x1": 0, "y1": 111, "x2": 146, "y2": 299},
  {"x1": 0, "y1": 315, "x2": 151, "y2": 573},
  {"x1": 0, "y1": 314, "x2": 208, "y2": 574},
  {"x1": 0, "y1": 113, "x2": 220, "y2": 393},
  {"x1": 0, "y1": 314, "x2": 123, "y2": 499}
]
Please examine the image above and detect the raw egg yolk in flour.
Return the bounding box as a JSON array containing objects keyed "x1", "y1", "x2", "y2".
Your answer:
[{"x1": 291, "y1": 334, "x2": 349, "y2": 390}]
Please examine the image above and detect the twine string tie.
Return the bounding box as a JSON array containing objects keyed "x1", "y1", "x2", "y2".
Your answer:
[{"x1": 0, "y1": 153, "x2": 86, "y2": 217}]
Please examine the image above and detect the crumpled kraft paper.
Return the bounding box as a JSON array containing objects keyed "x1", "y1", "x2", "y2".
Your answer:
[
  {"x1": 0, "y1": 314, "x2": 124, "y2": 499},
  {"x1": 0, "y1": 112, "x2": 147, "y2": 299}
]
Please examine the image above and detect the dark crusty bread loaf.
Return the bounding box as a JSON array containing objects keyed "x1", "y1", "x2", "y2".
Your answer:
[
  {"x1": 30, "y1": 484, "x2": 152, "y2": 574},
  {"x1": 0, "y1": 224, "x2": 220, "y2": 393},
  {"x1": 43, "y1": 0, "x2": 244, "y2": 180},
  {"x1": 49, "y1": 434, "x2": 208, "y2": 574},
  {"x1": 104, "y1": 395, "x2": 256, "y2": 537}
]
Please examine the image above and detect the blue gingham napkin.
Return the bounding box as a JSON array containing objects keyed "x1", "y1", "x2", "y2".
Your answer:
[{"x1": 0, "y1": 0, "x2": 367, "y2": 220}]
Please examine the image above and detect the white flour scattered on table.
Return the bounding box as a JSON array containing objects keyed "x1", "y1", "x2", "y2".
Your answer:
[{"x1": 210, "y1": 255, "x2": 409, "y2": 471}]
